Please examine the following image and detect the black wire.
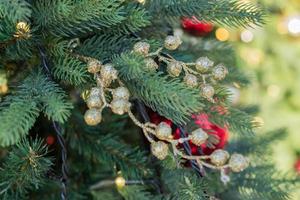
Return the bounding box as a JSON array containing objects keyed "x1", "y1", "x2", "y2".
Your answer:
[
  {"x1": 178, "y1": 126, "x2": 203, "y2": 177},
  {"x1": 135, "y1": 101, "x2": 164, "y2": 194},
  {"x1": 39, "y1": 46, "x2": 68, "y2": 200},
  {"x1": 53, "y1": 121, "x2": 68, "y2": 200}
]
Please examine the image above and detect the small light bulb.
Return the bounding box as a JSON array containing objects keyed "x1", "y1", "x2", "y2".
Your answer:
[
  {"x1": 115, "y1": 176, "x2": 126, "y2": 189},
  {"x1": 136, "y1": 0, "x2": 145, "y2": 4}
]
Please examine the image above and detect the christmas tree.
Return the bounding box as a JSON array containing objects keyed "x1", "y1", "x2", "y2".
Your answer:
[{"x1": 0, "y1": 0, "x2": 299, "y2": 199}]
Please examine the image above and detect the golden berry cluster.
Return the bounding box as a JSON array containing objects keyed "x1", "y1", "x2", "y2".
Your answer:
[
  {"x1": 78, "y1": 36, "x2": 247, "y2": 184},
  {"x1": 83, "y1": 60, "x2": 131, "y2": 126},
  {"x1": 132, "y1": 36, "x2": 229, "y2": 102}
]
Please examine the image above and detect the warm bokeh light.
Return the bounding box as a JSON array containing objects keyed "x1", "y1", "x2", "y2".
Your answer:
[
  {"x1": 287, "y1": 16, "x2": 300, "y2": 36},
  {"x1": 267, "y1": 84, "x2": 281, "y2": 98},
  {"x1": 215, "y1": 28, "x2": 230, "y2": 41},
  {"x1": 241, "y1": 30, "x2": 254, "y2": 43}
]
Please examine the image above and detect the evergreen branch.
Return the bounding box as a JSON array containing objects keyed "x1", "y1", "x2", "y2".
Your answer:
[
  {"x1": 106, "y1": 5, "x2": 151, "y2": 34},
  {"x1": 41, "y1": 94, "x2": 73, "y2": 123},
  {"x1": 0, "y1": 101, "x2": 39, "y2": 147},
  {"x1": 67, "y1": 112, "x2": 152, "y2": 178},
  {"x1": 147, "y1": 0, "x2": 265, "y2": 27},
  {"x1": 228, "y1": 128, "x2": 287, "y2": 155},
  {"x1": 77, "y1": 33, "x2": 137, "y2": 61},
  {"x1": 48, "y1": 40, "x2": 90, "y2": 85},
  {"x1": 52, "y1": 55, "x2": 90, "y2": 86},
  {"x1": 207, "y1": 107, "x2": 256, "y2": 136},
  {"x1": 0, "y1": 138, "x2": 53, "y2": 199},
  {"x1": 33, "y1": 0, "x2": 125, "y2": 37},
  {"x1": 0, "y1": 0, "x2": 31, "y2": 22},
  {"x1": 0, "y1": 0, "x2": 31, "y2": 42},
  {"x1": 0, "y1": 71, "x2": 72, "y2": 146},
  {"x1": 162, "y1": 169, "x2": 211, "y2": 199},
  {"x1": 26, "y1": 70, "x2": 73, "y2": 123},
  {"x1": 225, "y1": 166, "x2": 299, "y2": 200},
  {"x1": 4, "y1": 38, "x2": 35, "y2": 60},
  {"x1": 118, "y1": 185, "x2": 156, "y2": 200}
]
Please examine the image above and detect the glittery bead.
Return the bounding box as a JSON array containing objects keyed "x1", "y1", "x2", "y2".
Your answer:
[
  {"x1": 167, "y1": 61, "x2": 183, "y2": 77},
  {"x1": 87, "y1": 60, "x2": 102, "y2": 74},
  {"x1": 155, "y1": 122, "x2": 172, "y2": 140},
  {"x1": 111, "y1": 99, "x2": 130, "y2": 115},
  {"x1": 195, "y1": 57, "x2": 214, "y2": 72},
  {"x1": 212, "y1": 64, "x2": 228, "y2": 80},
  {"x1": 164, "y1": 35, "x2": 182, "y2": 50},
  {"x1": 184, "y1": 73, "x2": 198, "y2": 87},
  {"x1": 144, "y1": 58, "x2": 159, "y2": 71},
  {"x1": 190, "y1": 128, "x2": 208, "y2": 146},
  {"x1": 133, "y1": 42, "x2": 150, "y2": 56},
  {"x1": 210, "y1": 149, "x2": 229, "y2": 166},
  {"x1": 90, "y1": 87, "x2": 102, "y2": 97},
  {"x1": 112, "y1": 87, "x2": 130, "y2": 100},
  {"x1": 84, "y1": 109, "x2": 102, "y2": 126},
  {"x1": 229, "y1": 153, "x2": 249, "y2": 172},
  {"x1": 100, "y1": 63, "x2": 118, "y2": 87},
  {"x1": 86, "y1": 95, "x2": 103, "y2": 109},
  {"x1": 201, "y1": 84, "x2": 215, "y2": 99},
  {"x1": 151, "y1": 141, "x2": 169, "y2": 160}
]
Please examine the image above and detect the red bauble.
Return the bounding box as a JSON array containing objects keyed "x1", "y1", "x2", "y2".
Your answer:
[
  {"x1": 294, "y1": 159, "x2": 300, "y2": 174},
  {"x1": 192, "y1": 113, "x2": 229, "y2": 155},
  {"x1": 46, "y1": 135, "x2": 56, "y2": 145},
  {"x1": 149, "y1": 110, "x2": 172, "y2": 126},
  {"x1": 149, "y1": 110, "x2": 229, "y2": 155},
  {"x1": 181, "y1": 17, "x2": 213, "y2": 36}
]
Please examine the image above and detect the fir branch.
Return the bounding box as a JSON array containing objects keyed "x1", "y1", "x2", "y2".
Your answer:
[
  {"x1": 77, "y1": 33, "x2": 137, "y2": 61},
  {"x1": 0, "y1": 0, "x2": 32, "y2": 43},
  {"x1": 0, "y1": 138, "x2": 53, "y2": 199},
  {"x1": 207, "y1": 107, "x2": 256, "y2": 136},
  {"x1": 41, "y1": 93, "x2": 73, "y2": 123},
  {"x1": 33, "y1": 0, "x2": 125, "y2": 37},
  {"x1": 228, "y1": 128, "x2": 287, "y2": 155},
  {"x1": 0, "y1": 101, "x2": 39, "y2": 147},
  {"x1": 0, "y1": 71, "x2": 72, "y2": 146},
  {"x1": 147, "y1": 0, "x2": 265, "y2": 27},
  {"x1": 66, "y1": 112, "x2": 152, "y2": 178},
  {"x1": 162, "y1": 169, "x2": 211, "y2": 200},
  {"x1": 0, "y1": 0, "x2": 31, "y2": 22},
  {"x1": 118, "y1": 185, "x2": 156, "y2": 200},
  {"x1": 48, "y1": 40, "x2": 90, "y2": 86},
  {"x1": 52, "y1": 55, "x2": 90, "y2": 86},
  {"x1": 106, "y1": 4, "x2": 151, "y2": 34},
  {"x1": 224, "y1": 166, "x2": 299, "y2": 200}
]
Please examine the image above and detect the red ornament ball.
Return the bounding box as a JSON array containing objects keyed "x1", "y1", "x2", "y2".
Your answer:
[
  {"x1": 192, "y1": 113, "x2": 229, "y2": 154},
  {"x1": 149, "y1": 110, "x2": 229, "y2": 155},
  {"x1": 294, "y1": 159, "x2": 300, "y2": 174},
  {"x1": 46, "y1": 135, "x2": 56, "y2": 145},
  {"x1": 149, "y1": 110, "x2": 173, "y2": 126},
  {"x1": 181, "y1": 17, "x2": 213, "y2": 37}
]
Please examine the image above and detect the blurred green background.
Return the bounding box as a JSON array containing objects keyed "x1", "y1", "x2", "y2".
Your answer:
[
  {"x1": 236, "y1": 0, "x2": 300, "y2": 198},
  {"x1": 200, "y1": 0, "x2": 300, "y2": 198}
]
